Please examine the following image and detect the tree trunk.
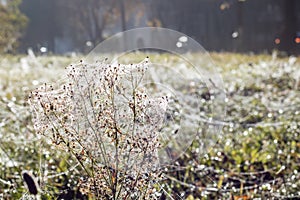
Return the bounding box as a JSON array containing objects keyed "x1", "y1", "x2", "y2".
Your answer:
[
  {"x1": 119, "y1": 0, "x2": 126, "y2": 31},
  {"x1": 236, "y1": 0, "x2": 244, "y2": 52},
  {"x1": 279, "y1": 0, "x2": 297, "y2": 54}
]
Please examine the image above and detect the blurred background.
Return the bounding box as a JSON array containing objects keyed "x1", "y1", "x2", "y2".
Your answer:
[{"x1": 0, "y1": 0, "x2": 300, "y2": 54}]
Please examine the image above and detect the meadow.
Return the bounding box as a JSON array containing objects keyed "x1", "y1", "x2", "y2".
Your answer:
[{"x1": 0, "y1": 52, "x2": 300, "y2": 199}]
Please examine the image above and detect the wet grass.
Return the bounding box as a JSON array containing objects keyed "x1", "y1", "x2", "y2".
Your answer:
[{"x1": 0, "y1": 52, "x2": 300, "y2": 199}]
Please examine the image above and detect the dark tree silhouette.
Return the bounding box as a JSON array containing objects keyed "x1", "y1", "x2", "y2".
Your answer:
[{"x1": 279, "y1": 0, "x2": 297, "y2": 54}]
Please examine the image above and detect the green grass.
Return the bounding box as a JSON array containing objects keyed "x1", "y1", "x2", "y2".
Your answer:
[{"x1": 0, "y1": 52, "x2": 300, "y2": 199}]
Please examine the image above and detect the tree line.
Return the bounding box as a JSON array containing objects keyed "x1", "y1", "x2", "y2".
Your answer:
[{"x1": 0, "y1": 0, "x2": 298, "y2": 54}]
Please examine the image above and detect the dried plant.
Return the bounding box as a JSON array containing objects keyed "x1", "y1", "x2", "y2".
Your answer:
[
  {"x1": 28, "y1": 58, "x2": 167, "y2": 199},
  {"x1": 22, "y1": 171, "x2": 39, "y2": 196}
]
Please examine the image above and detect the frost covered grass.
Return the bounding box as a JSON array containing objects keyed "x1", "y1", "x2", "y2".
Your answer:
[{"x1": 0, "y1": 52, "x2": 300, "y2": 199}]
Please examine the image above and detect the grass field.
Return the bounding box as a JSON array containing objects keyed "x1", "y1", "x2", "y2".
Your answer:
[{"x1": 0, "y1": 52, "x2": 300, "y2": 199}]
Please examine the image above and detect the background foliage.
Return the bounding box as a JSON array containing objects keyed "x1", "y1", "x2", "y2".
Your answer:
[{"x1": 0, "y1": 0, "x2": 27, "y2": 53}]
